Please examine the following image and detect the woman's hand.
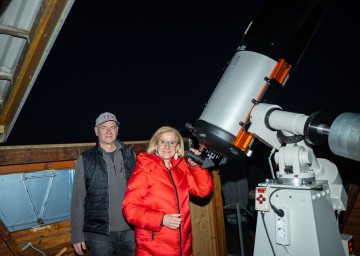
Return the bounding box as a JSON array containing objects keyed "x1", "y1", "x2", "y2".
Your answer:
[
  {"x1": 162, "y1": 214, "x2": 182, "y2": 229},
  {"x1": 188, "y1": 148, "x2": 200, "y2": 167}
]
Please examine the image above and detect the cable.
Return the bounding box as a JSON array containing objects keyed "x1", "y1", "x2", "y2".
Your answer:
[
  {"x1": 261, "y1": 211, "x2": 277, "y2": 256},
  {"x1": 261, "y1": 188, "x2": 289, "y2": 256},
  {"x1": 269, "y1": 188, "x2": 285, "y2": 217},
  {"x1": 280, "y1": 244, "x2": 291, "y2": 256},
  {"x1": 335, "y1": 209, "x2": 340, "y2": 226},
  {"x1": 268, "y1": 147, "x2": 276, "y2": 179}
]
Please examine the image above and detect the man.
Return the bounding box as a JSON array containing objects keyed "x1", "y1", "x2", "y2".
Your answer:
[{"x1": 70, "y1": 112, "x2": 136, "y2": 256}]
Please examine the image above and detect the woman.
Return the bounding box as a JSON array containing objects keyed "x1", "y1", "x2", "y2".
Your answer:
[{"x1": 122, "y1": 126, "x2": 214, "y2": 256}]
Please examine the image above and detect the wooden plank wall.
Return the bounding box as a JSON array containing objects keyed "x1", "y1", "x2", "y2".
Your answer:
[
  {"x1": 190, "y1": 170, "x2": 227, "y2": 256},
  {"x1": 0, "y1": 143, "x2": 98, "y2": 256},
  {"x1": 0, "y1": 141, "x2": 227, "y2": 256}
]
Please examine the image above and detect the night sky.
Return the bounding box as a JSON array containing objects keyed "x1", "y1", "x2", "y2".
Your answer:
[{"x1": 3, "y1": 0, "x2": 359, "y2": 181}]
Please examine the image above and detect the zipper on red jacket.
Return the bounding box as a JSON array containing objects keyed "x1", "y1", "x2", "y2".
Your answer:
[{"x1": 167, "y1": 169, "x2": 183, "y2": 256}]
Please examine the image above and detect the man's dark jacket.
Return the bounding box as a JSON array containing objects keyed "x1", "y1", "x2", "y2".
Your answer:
[{"x1": 82, "y1": 140, "x2": 135, "y2": 235}]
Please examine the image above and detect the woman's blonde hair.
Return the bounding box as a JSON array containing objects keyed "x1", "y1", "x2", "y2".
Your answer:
[{"x1": 147, "y1": 126, "x2": 185, "y2": 157}]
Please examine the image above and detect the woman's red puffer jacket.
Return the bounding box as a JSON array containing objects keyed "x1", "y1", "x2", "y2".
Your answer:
[{"x1": 122, "y1": 152, "x2": 214, "y2": 256}]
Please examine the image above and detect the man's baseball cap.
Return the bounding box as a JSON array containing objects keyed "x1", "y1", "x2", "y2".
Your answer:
[{"x1": 95, "y1": 112, "x2": 120, "y2": 126}]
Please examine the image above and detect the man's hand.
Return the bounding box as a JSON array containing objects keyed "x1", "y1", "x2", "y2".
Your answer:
[{"x1": 73, "y1": 241, "x2": 87, "y2": 255}]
